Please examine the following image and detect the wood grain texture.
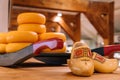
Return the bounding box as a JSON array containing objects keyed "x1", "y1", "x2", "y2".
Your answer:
[
  {"x1": 56, "y1": 14, "x2": 81, "y2": 42},
  {"x1": 85, "y1": 1, "x2": 114, "y2": 45},
  {"x1": 12, "y1": 0, "x2": 89, "y2": 12},
  {"x1": 0, "y1": 58, "x2": 119, "y2": 80}
]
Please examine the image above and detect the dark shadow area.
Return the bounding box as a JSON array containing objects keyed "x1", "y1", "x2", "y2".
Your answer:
[{"x1": 7, "y1": 61, "x2": 67, "y2": 68}]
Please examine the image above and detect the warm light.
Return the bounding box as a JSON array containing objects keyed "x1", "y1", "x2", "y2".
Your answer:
[
  {"x1": 80, "y1": 40, "x2": 85, "y2": 44},
  {"x1": 53, "y1": 16, "x2": 62, "y2": 22},
  {"x1": 101, "y1": 42, "x2": 104, "y2": 45},
  {"x1": 53, "y1": 12, "x2": 62, "y2": 22},
  {"x1": 57, "y1": 12, "x2": 62, "y2": 17}
]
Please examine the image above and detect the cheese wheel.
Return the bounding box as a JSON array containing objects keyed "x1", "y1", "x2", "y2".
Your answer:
[
  {"x1": 17, "y1": 24, "x2": 46, "y2": 34},
  {"x1": 7, "y1": 31, "x2": 38, "y2": 43},
  {"x1": 17, "y1": 13, "x2": 46, "y2": 24},
  {"x1": 0, "y1": 44, "x2": 6, "y2": 53},
  {"x1": 38, "y1": 32, "x2": 66, "y2": 42},
  {"x1": 6, "y1": 43, "x2": 32, "y2": 53},
  {"x1": 0, "y1": 32, "x2": 7, "y2": 43},
  {"x1": 42, "y1": 43, "x2": 66, "y2": 53}
]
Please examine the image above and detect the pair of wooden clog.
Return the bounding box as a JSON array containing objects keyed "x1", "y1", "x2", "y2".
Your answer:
[{"x1": 68, "y1": 42, "x2": 118, "y2": 77}]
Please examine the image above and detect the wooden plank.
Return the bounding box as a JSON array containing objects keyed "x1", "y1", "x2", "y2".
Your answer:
[
  {"x1": 12, "y1": 0, "x2": 89, "y2": 12},
  {"x1": 84, "y1": 1, "x2": 114, "y2": 45},
  {"x1": 107, "y1": 2, "x2": 114, "y2": 45},
  {"x1": 0, "y1": 58, "x2": 119, "y2": 80},
  {"x1": 73, "y1": 13, "x2": 81, "y2": 42}
]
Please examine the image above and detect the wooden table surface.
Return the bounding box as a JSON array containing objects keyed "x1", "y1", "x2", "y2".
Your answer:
[{"x1": 0, "y1": 58, "x2": 120, "y2": 80}]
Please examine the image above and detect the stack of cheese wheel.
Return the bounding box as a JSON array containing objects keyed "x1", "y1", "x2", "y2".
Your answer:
[
  {"x1": 5, "y1": 12, "x2": 47, "y2": 53},
  {"x1": 17, "y1": 12, "x2": 46, "y2": 34},
  {"x1": 9, "y1": 12, "x2": 46, "y2": 53},
  {"x1": 0, "y1": 32, "x2": 7, "y2": 53},
  {"x1": 17, "y1": 12, "x2": 67, "y2": 53},
  {"x1": 0, "y1": 12, "x2": 66, "y2": 53}
]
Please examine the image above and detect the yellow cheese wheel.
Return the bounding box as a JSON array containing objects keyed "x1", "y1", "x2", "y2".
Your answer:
[
  {"x1": 0, "y1": 32, "x2": 7, "y2": 43},
  {"x1": 7, "y1": 31, "x2": 38, "y2": 43},
  {"x1": 38, "y1": 32, "x2": 66, "y2": 42},
  {"x1": 41, "y1": 43, "x2": 66, "y2": 53},
  {"x1": 0, "y1": 44, "x2": 6, "y2": 53},
  {"x1": 6, "y1": 43, "x2": 32, "y2": 53},
  {"x1": 17, "y1": 24, "x2": 46, "y2": 34},
  {"x1": 17, "y1": 13, "x2": 46, "y2": 24}
]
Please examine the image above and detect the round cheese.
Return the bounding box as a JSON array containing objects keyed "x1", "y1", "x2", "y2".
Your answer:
[
  {"x1": 17, "y1": 13, "x2": 46, "y2": 24},
  {"x1": 6, "y1": 43, "x2": 32, "y2": 53},
  {"x1": 0, "y1": 32, "x2": 7, "y2": 43},
  {"x1": 7, "y1": 31, "x2": 38, "y2": 43},
  {"x1": 0, "y1": 44, "x2": 6, "y2": 53},
  {"x1": 17, "y1": 24, "x2": 46, "y2": 34},
  {"x1": 38, "y1": 32, "x2": 66, "y2": 42}
]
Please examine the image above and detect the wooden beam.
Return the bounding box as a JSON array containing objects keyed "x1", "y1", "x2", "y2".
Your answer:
[
  {"x1": 52, "y1": 15, "x2": 80, "y2": 42},
  {"x1": 84, "y1": 1, "x2": 114, "y2": 45},
  {"x1": 12, "y1": 0, "x2": 89, "y2": 12},
  {"x1": 73, "y1": 13, "x2": 81, "y2": 41},
  {"x1": 57, "y1": 18, "x2": 75, "y2": 41},
  {"x1": 56, "y1": 15, "x2": 81, "y2": 42}
]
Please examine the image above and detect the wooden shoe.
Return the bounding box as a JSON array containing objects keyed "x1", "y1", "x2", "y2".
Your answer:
[{"x1": 67, "y1": 42, "x2": 94, "y2": 76}]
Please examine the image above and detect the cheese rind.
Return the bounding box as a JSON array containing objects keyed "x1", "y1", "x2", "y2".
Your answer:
[
  {"x1": 0, "y1": 44, "x2": 6, "y2": 53},
  {"x1": 17, "y1": 13, "x2": 46, "y2": 24},
  {"x1": 6, "y1": 43, "x2": 32, "y2": 53},
  {"x1": 42, "y1": 43, "x2": 66, "y2": 53},
  {"x1": 38, "y1": 32, "x2": 66, "y2": 42},
  {"x1": 0, "y1": 32, "x2": 7, "y2": 43},
  {"x1": 18, "y1": 24, "x2": 46, "y2": 34}
]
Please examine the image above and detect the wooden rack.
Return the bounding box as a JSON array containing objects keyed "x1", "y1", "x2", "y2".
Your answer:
[{"x1": 11, "y1": 0, "x2": 114, "y2": 45}]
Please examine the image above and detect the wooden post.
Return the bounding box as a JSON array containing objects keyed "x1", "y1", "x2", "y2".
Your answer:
[{"x1": 73, "y1": 13, "x2": 81, "y2": 41}]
